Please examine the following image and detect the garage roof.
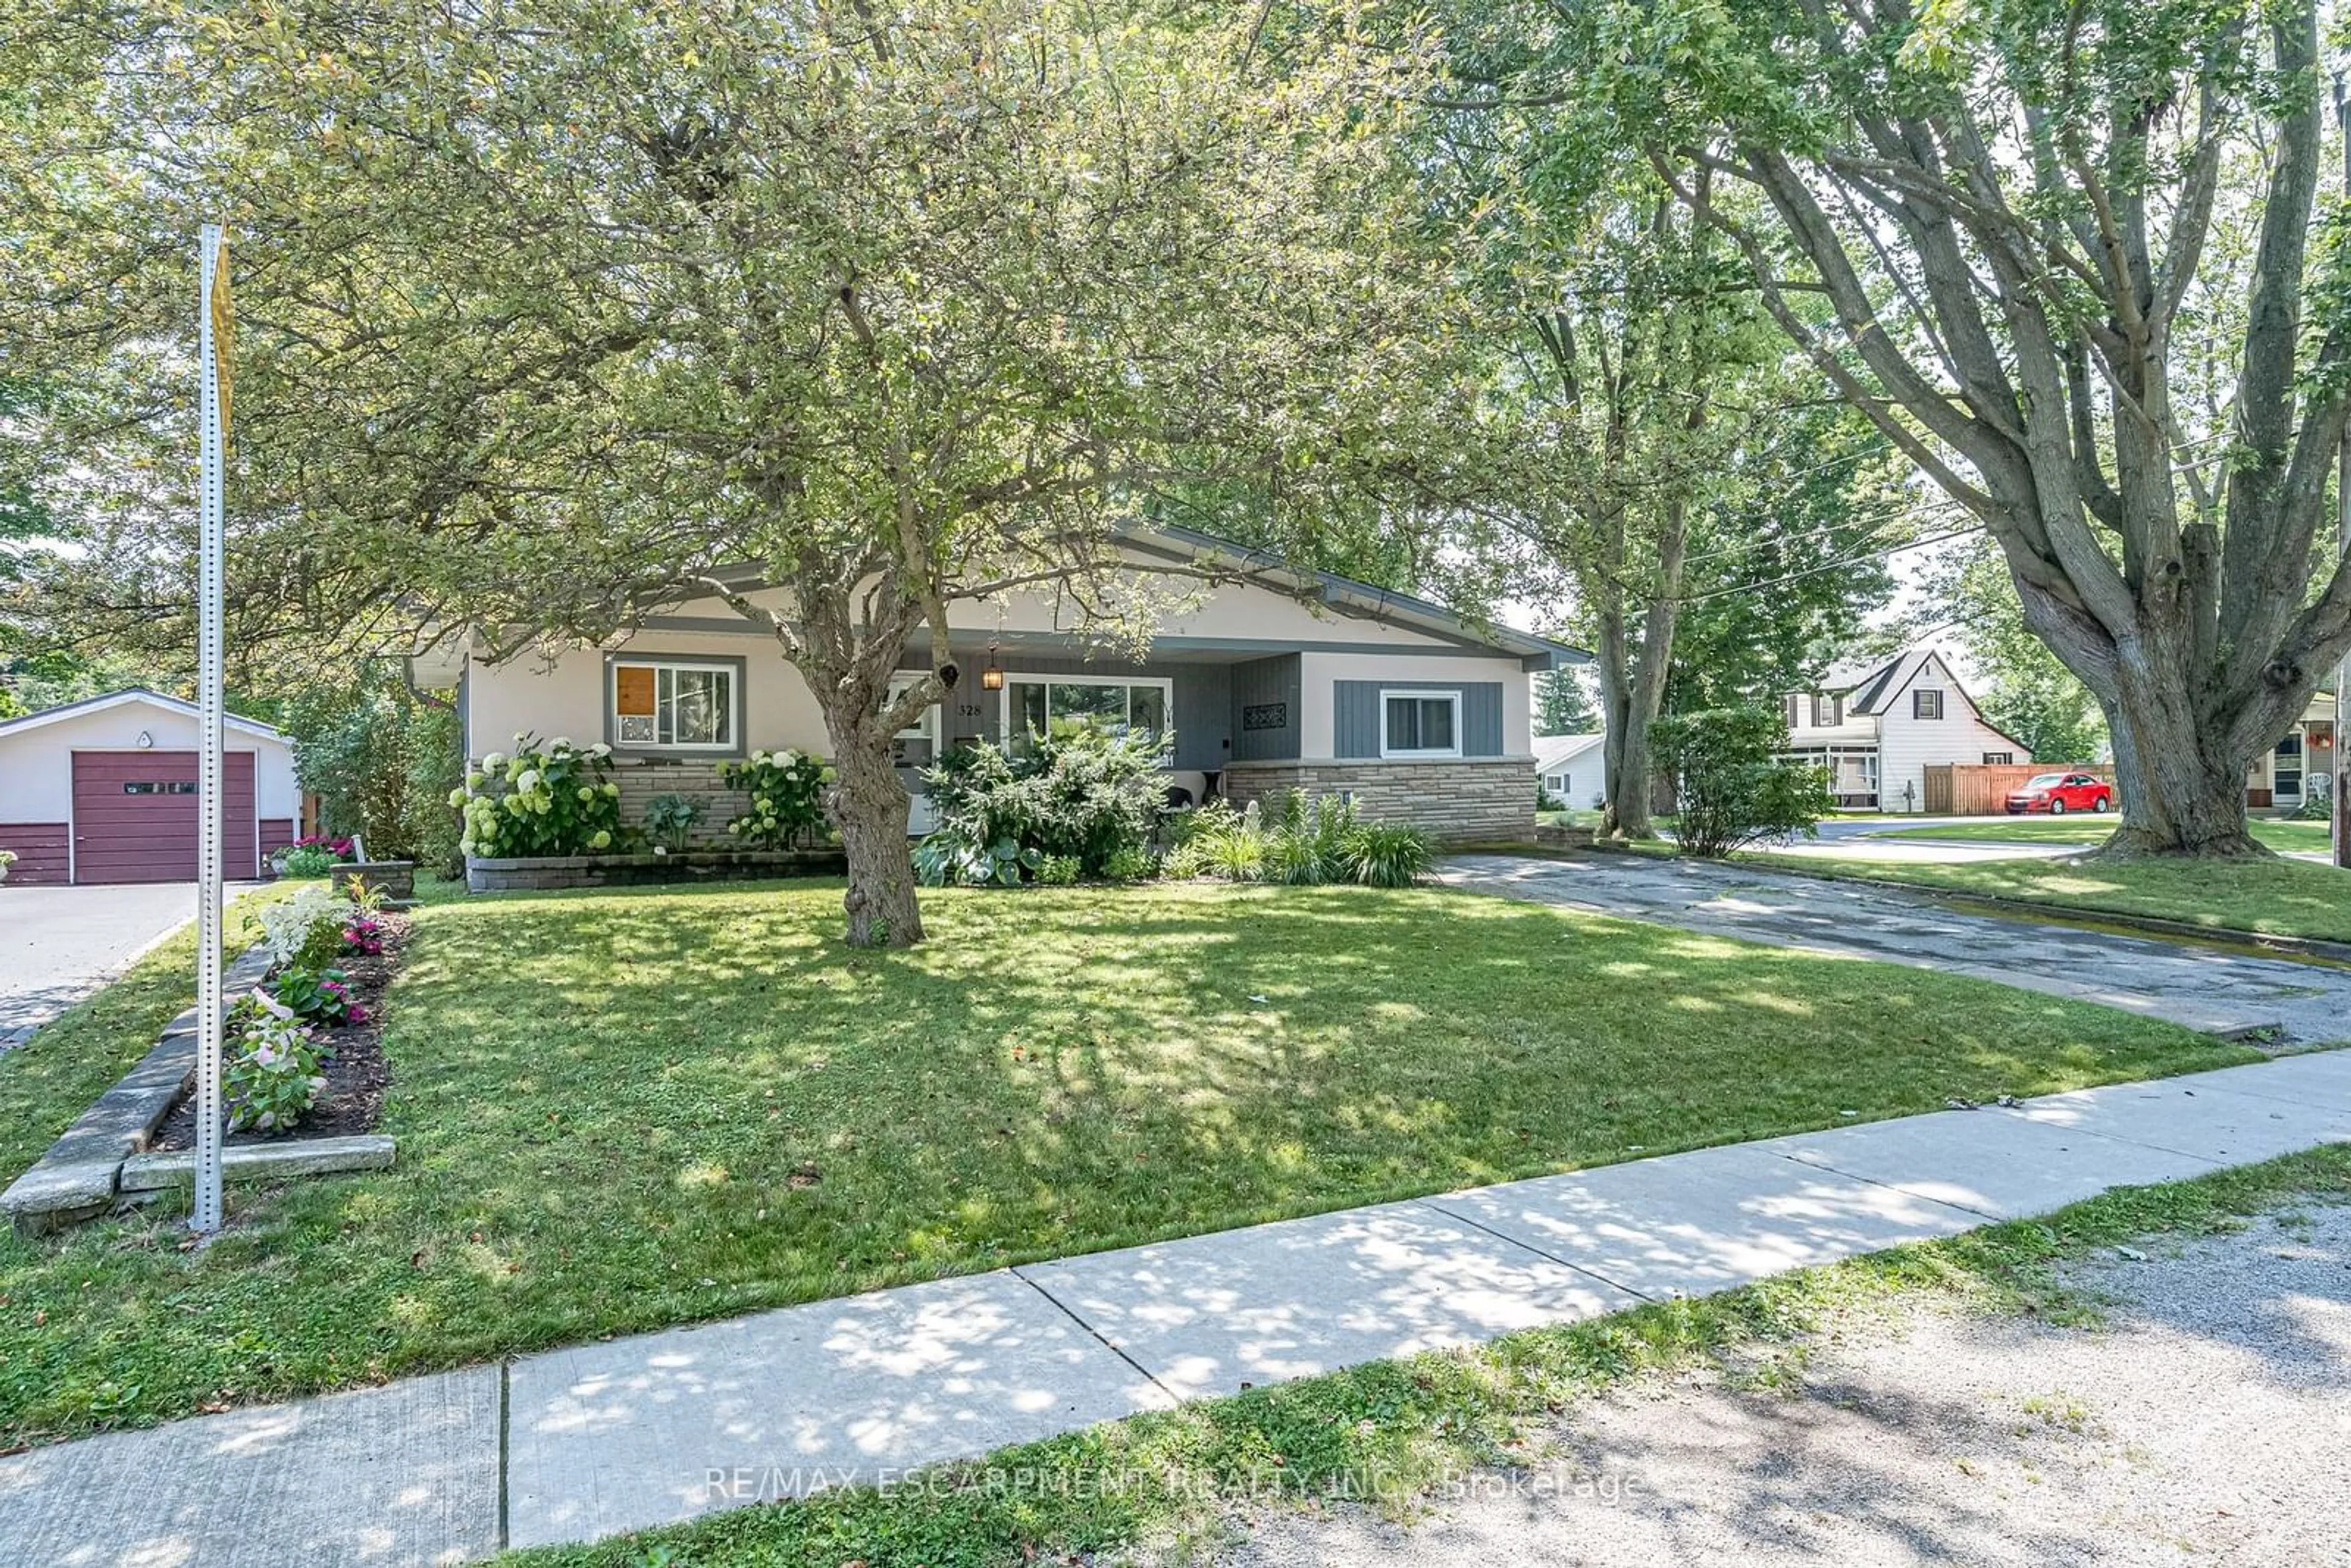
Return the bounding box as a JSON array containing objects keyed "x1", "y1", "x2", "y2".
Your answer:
[{"x1": 0, "y1": 688, "x2": 290, "y2": 744}]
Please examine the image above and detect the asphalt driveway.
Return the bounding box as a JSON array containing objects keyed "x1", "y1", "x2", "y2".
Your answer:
[
  {"x1": 1442, "y1": 852, "x2": 2351, "y2": 1046},
  {"x1": 0, "y1": 882, "x2": 261, "y2": 1050}
]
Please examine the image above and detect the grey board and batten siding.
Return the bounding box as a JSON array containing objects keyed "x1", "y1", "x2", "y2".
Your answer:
[
  {"x1": 1333, "y1": 681, "x2": 1504, "y2": 760},
  {"x1": 1229, "y1": 655, "x2": 1301, "y2": 763}
]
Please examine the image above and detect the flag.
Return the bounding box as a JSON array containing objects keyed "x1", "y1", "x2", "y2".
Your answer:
[{"x1": 209, "y1": 232, "x2": 233, "y2": 445}]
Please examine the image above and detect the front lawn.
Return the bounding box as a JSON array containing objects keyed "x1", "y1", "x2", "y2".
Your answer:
[
  {"x1": 1747, "y1": 849, "x2": 2351, "y2": 945},
  {"x1": 1879, "y1": 817, "x2": 2331, "y2": 855},
  {"x1": 0, "y1": 880, "x2": 2251, "y2": 1447}
]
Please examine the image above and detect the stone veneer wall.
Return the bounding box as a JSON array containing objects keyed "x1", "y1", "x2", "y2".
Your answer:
[
  {"x1": 608, "y1": 760, "x2": 762, "y2": 847},
  {"x1": 1220, "y1": 759, "x2": 1534, "y2": 845}
]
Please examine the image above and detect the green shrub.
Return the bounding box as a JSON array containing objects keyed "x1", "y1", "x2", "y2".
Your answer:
[
  {"x1": 1343, "y1": 822, "x2": 1434, "y2": 887},
  {"x1": 1651, "y1": 706, "x2": 1834, "y2": 857},
  {"x1": 1100, "y1": 846, "x2": 1158, "y2": 882},
  {"x1": 912, "y1": 833, "x2": 1038, "y2": 887},
  {"x1": 922, "y1": 722, "x2": 1167, "y2": 879},
  {"x1": 716, "y1": 749, "x2": 831, "y2": 849},
  {"x1": 1172, "y1": 792, "x2": 1433, "y2": 888},
  {"x1": 454, "y1": 733, "x2": 625, "y2": 858},
  {"x1": 1035, "y1": 853, "x2": 1083, "y2": 885},
  {"x1": 265, "y1": 965, "x2": 365, "y2": 1026},
  {"x1": 279, "y1": 845, "x2": 339, "y2": 879}
]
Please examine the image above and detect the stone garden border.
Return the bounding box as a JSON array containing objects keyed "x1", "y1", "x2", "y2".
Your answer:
[
  {"x1": 467, "y1": 848, "x2": 846, "y2": 892},
  {"x1": 1, "y1": 940, "x2": 397, "y2": 1236}
]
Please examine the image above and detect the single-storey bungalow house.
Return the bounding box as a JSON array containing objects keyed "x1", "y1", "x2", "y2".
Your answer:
[
  {"x1": 2247, "y1": 688, "x2": 2336, "y2": 812},
  {"x1": 409, "y1": 525, "x2": 1584, "y2": 849},
  {"x1": 0, "y1": 689, "x2": 302, "y2": 885},
  {"x1": 1534, "y1": 732, "x2": 1606, "y2": 810},
  {"x1": 1780, "y1": 647, "x2": 2033, "y2": 812}
]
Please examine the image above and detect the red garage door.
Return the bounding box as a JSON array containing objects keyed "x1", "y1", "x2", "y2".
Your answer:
[{"x1": 70, "y1": 751, "x2": 257, "y2": 883}]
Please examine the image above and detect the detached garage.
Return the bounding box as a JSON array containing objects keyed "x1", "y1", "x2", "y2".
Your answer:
[{"x1": 0, "y1": 689, "x2": 302, "y2": 885}]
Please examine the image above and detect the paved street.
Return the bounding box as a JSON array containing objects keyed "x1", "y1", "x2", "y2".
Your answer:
[
  {"x1": 1442, "y1": 852, "x2": 2351, "y2": 1045},
  {"x1": 1182, "y1": 1198, "x2": 2351, "y2": 1568},
  {"x1": 0, "y1": 882, "x2": 260, "y2": 1049},
  {"x1": 2, "y1": 1048, "x2": 2347, "y2": 1564}
]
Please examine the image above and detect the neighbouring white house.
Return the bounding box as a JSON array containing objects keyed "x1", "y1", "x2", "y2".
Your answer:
[
  {"x1": 1534, "y1": 732, "x2": 1607, "y2": 810},
  {"x1": 408, "y1": 523, "x2": 1586, "y2": 849},
  {"x1": 2247, "y1": 688, "x2": 2337, "y2": 812},
  {"x1": 0, "y1": 689, "x2": 302, "y2": 885},
  {"x1": 1779, "y1": 647, "x2": 2034, "y2": 812}
]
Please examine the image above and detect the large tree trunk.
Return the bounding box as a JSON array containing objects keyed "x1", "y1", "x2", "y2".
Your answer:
[
  {"x1": 820, "y1": 705, "x2": 926, "y2": 948},
  {"x1": 2091, "y1": 648, "x2": 2267, "y2": 859},
  {"x1": 1593, "y1": 501, "x2": 1685, "y2": 841}
]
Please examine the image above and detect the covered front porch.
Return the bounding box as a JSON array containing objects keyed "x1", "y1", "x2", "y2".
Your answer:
[{"x1": 1782, "y1": 743, "x2": 1881, "y2": 811}]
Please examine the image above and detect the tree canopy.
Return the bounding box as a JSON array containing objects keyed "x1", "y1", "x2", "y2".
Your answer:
[
  {"x1": 1571, "y1": 0, "x2": 2351, "y2": 854},
  {"x1": 6, "y1": 0, "x2": 1472, "y2": 941}
]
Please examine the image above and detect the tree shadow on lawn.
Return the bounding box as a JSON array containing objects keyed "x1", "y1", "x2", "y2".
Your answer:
[
  {"x1": 0, "y1": 880, "x2": 2262, "y2": 1449},
  {"x1": 372, "y1": 882, "x2": 2246, "y2": 1329}
]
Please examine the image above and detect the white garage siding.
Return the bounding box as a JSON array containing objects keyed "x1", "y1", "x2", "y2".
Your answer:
[{"x1": 0, "y1": 691, "x2": 301, "y2": 884}]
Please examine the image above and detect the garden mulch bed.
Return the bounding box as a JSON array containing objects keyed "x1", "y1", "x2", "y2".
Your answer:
[{"x1": 151, "y1": 912, "x2": 408, "y2": 1152}]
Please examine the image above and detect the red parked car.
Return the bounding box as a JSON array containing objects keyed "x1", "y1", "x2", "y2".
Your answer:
[{"x1": 2004, "y1": 771, "x2": 2112, "y2": 815}]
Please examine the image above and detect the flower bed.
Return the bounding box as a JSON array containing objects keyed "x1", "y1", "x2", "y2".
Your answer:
[
  {"x1": 151, "y1": 910, "x2": 404, "y2": 1150},
  {"x1": 465, "y1": 848, "x2": 846, "y2": 892}
]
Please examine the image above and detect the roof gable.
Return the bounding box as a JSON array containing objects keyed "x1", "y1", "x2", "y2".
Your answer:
[{"x1": 0, "y1": 688, "x2": 289, "y2": 745}]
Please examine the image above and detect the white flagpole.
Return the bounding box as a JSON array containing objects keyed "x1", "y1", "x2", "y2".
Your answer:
[{"x1": 192, "y1": 223, "x2": 227, "y2": 1234}]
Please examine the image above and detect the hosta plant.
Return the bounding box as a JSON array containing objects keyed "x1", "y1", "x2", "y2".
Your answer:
[{"x1": 452, "y1": 733, "x2": 624, "y2": 858}]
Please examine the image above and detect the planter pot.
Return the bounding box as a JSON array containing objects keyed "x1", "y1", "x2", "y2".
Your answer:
[{"x1": 331, "y1": 860, "x2": 416, "y2": 902}]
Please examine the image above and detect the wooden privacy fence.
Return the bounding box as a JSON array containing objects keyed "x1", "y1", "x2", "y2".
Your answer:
[{"x1": 1922, "y1": 762, "x2": 2111, "y2": 815}]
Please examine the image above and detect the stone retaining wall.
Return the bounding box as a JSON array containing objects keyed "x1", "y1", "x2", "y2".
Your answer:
[
  {"x1": 467, "y1": 849, "x2": 847, "y2": 893},
  {"x1": 1220, "y1": 758, "x2": 1535, "y2": 845}
]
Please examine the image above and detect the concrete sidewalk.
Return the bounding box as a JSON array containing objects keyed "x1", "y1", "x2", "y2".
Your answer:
[{"x1": 4, "y1": 1050, "x2": 2349, "y2": 1567}]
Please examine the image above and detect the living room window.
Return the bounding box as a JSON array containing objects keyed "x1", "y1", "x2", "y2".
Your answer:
[
  {"x1": 1381, "y1": 690, "x2": 1462, "y2": 758},
  {"x1": 610, "y1": 658, "x2": 737, "y2": 750},
  {"x1": 1003, "y1": 675, "x2": 1171, "y2": 755}
]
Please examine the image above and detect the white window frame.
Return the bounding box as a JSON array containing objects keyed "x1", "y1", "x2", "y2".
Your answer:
[
  {"x1": 999, "y1": 673, "x2": 1174, "y2": 751},
  {"x1": 609, "y1": 658, "x2": 740, "y2": 752},
  {"x1": 1379, "y1": 688, "x2": 1463, "y2": 759},
  {"x1": 1913, "y1": 688, "x2": 1945, "y2": 720}
]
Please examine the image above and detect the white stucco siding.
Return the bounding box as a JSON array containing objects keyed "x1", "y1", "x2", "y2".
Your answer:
[
  {"x1": 463, "y1": 636, "x2": 1536, "y2": 767},
  {"x1": 465, "y1": 632, "x2": 833, "y2": 760},
  {"x1": 0, "y1": 702, "x2": 298, "y2": 821},
  {"x1": 639, "y1": 567, "x2": 1469, "y2": 654}
]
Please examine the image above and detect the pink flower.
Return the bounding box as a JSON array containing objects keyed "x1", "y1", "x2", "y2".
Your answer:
[{"x1": 347, "y1": 1004, "x2": 370, "y2": 1024}]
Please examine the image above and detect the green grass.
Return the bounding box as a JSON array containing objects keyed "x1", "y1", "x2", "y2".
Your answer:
[
  {"x1": 1878, "y1": 817, "x2": 2331, "y2": 854},
  {"x1": 0, "y1": 895, "x2": 283, "y2": 1186},
  {"x1": 0, "y1": 880, "x2": 2252, "y2": 1447},
  {"x1": 1746, "y1": 848, "x2": 2351, "y2": 945},
  {"x1": 498, "y1": 1142, "x2": 2351, "y2": 1567}
]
